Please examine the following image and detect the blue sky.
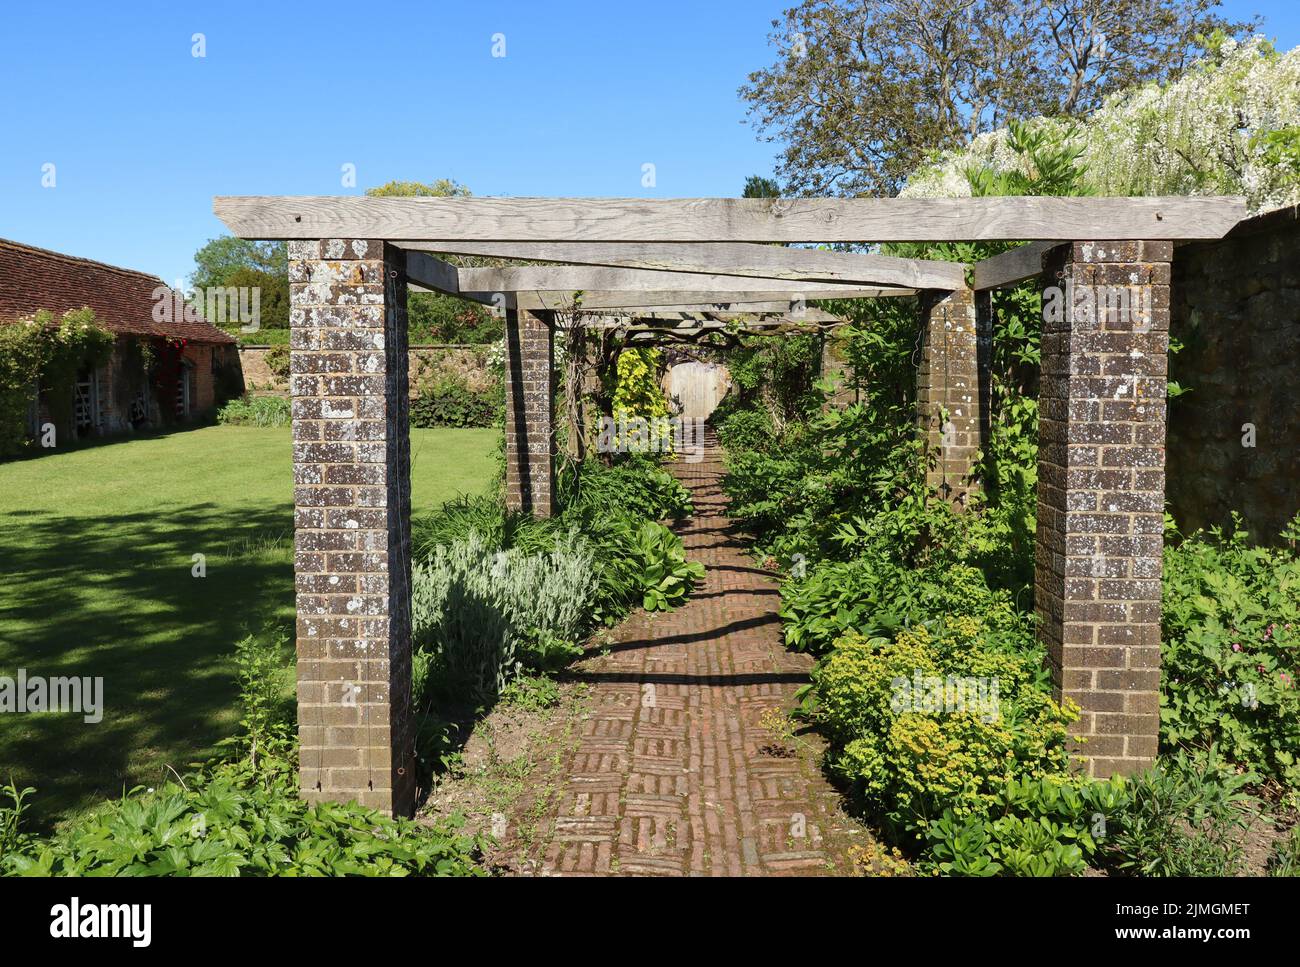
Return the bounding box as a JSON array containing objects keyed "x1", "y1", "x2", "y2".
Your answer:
[{"x1": 0, "y1": 0, "x2": 1294, "y2": 285}]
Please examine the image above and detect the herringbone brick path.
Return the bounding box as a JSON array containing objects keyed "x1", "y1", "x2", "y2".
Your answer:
[{"x1": 537, "y1": 433, "x2": 856, "y2": 876}]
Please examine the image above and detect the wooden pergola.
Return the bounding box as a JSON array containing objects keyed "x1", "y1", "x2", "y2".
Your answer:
[{"x1": 214, "y1": 193, "x2": 1246, "y2": 815}]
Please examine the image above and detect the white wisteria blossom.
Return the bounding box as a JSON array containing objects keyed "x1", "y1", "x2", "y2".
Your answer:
[{"x1": 902, "y1": 37, "x2": 1300, "y2": 213}]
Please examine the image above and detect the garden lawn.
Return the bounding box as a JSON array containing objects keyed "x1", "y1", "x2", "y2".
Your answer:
[{"x1": 0, "y1": 424, "x2": 499, "y2": 829}]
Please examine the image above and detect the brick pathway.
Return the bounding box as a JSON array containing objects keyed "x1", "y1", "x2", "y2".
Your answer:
[{"x1": 536, "y1": 433, "x2": 858, "y2": 876}]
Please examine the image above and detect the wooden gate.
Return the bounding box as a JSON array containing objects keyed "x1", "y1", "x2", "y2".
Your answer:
[{"x1": 663, "y1": 361, "x2": 731, "y2": 421}]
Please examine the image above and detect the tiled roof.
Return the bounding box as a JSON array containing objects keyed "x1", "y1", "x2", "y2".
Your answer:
[{"x1": 0, "y1": 237, "x2": 236, "y2": 344}]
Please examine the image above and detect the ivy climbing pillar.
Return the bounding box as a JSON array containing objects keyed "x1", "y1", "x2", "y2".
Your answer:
[
  {"x1": 1036, "y1": 241, "x2": 1171, "y2": 778},
  {"x1": 505, "y1": 306, "x2": 556, "y2": 517},
  {"x1": 917, "y1": 284, "x2": 986, "y2": 508},
  {"x1": 287, "y1": 239, "x2": 415, "y2": 817}
]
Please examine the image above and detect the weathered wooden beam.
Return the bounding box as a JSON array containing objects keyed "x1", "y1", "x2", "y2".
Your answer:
[
  {"x1": 509, "y1": 289, "x2": 915, "y2": 310},
  {"x1": 404, "y1": 251, "x2": 460, "y2": 294},
  {"x1": 214, "y1": 195, "x2": 1247, "y2": 243},
  {"x1": 455, "y1": 264, "x2": 902, "y2": 297},
  {"x1": 402, "y1": 240, "x2": 967, "y2": 289},
  {"x1": 972, "y1": 241, "x2": 1059, "y2": 290}
]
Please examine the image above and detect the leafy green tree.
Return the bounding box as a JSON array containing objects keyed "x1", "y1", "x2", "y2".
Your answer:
[
  {"x1": 190, "y1": 238, "x2": 286, "y2": 289},
  {"x1": 365, "y1": 178, "x2": 471, "y2": 198},
  {"x1": 740, "y1": 0, "x2": 1255, "y2": 196},
  {"x1": 190, "y1": 239, "x2": 290, "y2": 331},
  {"x1": 743, "y1": 174, "x2": 782, "y2": 197}
]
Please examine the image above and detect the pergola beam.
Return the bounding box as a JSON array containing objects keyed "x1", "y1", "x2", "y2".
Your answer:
[
  {"x1": 510, "y1": 289, "x2": 914, "y2": 310},
  {"x1": 972, "y1": 241, "x2": 1059, "y2": 290},
  {"x1": 401, "y1": 240, "x2": 967, "y2": 290},
  {"x1": 215, "y1": 195, "x2": 1247, "y2": 243},
  {"x1": 456, "y1": 264, "x2": 908, "y2": 297}
]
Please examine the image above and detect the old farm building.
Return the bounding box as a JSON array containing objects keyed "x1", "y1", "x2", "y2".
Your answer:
[{"x1": 0, "y1": 238, "x2": 239, "y2": 441}]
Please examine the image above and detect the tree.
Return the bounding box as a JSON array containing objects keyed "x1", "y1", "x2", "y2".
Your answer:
[
  {"x1": 189, "y1": 239, "x2": 290, "y2": 330},
  {"x1": 740, "y1": 0, "x2": 1256, "y2": 197},
  {"x1": 743, "y1": 174, "x2": 782, "y2": 197},
  {"x1": 365, "y1": 178, "x2": 471, "y2": 198},
  {"x1": 190, "y1": 238, "x2": 286, "y2": 289}
]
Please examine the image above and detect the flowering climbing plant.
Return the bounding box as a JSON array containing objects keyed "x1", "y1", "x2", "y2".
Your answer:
[{"x1": 902, "y1": 35, "x2": 1300, "y2": 214}]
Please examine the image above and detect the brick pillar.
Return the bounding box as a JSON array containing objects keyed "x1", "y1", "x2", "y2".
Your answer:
[
  {"x1": 1036, "y1": 241, "x2": 1170, "y2": 778},
  {"x1": 288, "y1": 238, "x2": 415, "y2": 816},
  {"x1": 504, "y1": 307, "x2": 555, "y2": 516},
  {"x1": 917, "y1": 285, "x2": 984, "y2": 507}
]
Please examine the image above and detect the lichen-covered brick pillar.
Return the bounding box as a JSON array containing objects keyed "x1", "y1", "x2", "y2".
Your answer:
[
  {"x1": 504, "y1": 306, "x2": 555, "y2": 516},
  {"x1": 288, "y1": 238, "x2": 415, "y2": 816},
  {"x1": 1036, "y1": 240, "x2": 1171, "y2": 778},
  {"x1": 917, "y1": 284, "x2": 984, "y2": 508}
]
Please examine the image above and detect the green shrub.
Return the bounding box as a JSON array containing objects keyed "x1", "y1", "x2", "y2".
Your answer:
[
  {"x1": 1268, "y1": 825, "x2": 1300, "y2": 876},
  {"x1": 0, "y1": 309, "x2": 114, "y2": 457},
  {"x1": 0, "y1": 626, "x2": 484, "y2": 877},
  {"x1": 560, "y1": 455, "x2": 693, "y2": 522},
  {"x1": 714, "y1": 406, "x2": 776, "y2": 454},
  {"x1": 411, "y1": 528, "x2": 598, "y2": 699},
  {"x1": 1160, "y1": 514, "x2": 1300, "y2": 783},
  {"x1": 810, "y1": 619, "x2": 1075, "y2": 834},
  {"x1": 264, "y1": 344, "x2": 290, "y2": 379},
  {"x1": 0, "y1": 755, "x2": 484, "y2": 877},
  {"x1": 922, "y1": 774, "x2": 1130, "y2": 876},
  {"x1": 216, "y1": 394, "x2": 291, "y2": 428},
  {"x1": 410, "y1": 372, "x2": 500, "y2": 428},
  {"x1": 782, "y1": 560, "x2": 1028, "y2": 656},
  {"x1": 1104, "y1": 749, "x2": 1257, "y2": 877},
  {"x1": 609, "y1": 348, "x2": 672, "y2": 453}
]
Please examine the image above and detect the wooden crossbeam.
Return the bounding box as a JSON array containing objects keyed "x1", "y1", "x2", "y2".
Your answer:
[
  {"x1": 972, "y1": 241, "x2": 1060, "y2": 290},
  {"x1": 215, "y1": 195, "x2": 1247, "y2": 243},
  {"x1": 456, "y1": 264, "x2": 902, "y2": 297},
  {"x1": 510, "y1": 289, "x2": 914, "y2": 310},
  {"x1": 555, "y1": 309, "x2": 845, "y2": 329},
  {"x1": 401, "y1": 240, "x2": 967, "y2": 290}
]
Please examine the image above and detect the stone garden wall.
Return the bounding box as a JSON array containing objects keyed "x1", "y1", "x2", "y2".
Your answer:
[{"x1": 239, "y1": 343, "x2": 495, "y2": 396}]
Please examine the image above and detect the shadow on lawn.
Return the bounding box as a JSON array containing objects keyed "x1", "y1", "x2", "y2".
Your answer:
[{"x1": 0, "y1": 503, "x2": 294, "y2": 832}]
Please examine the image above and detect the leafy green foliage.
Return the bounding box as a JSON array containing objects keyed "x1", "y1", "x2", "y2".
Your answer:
[
  {"x1": 782, "y1": 561, "x2": 1028, "y2": 656},
  {"x1": 629, "y1": 521, "x2": 705, "y2": 612},
  {"x1": 810, "y1": 620, "x2": 1074, "y2": 835},
  {"x1": 1160, "y1": 515, "x2": 1300, "y2": 784},
  {"x1": 609, "y1": 347, "x2": 673, "y2": 453},
  {"x1": 0, "y1": 308, "x2": 115, "y2": 457},
  {"x1": 1, "y1": 626, "x2": 485, "y2": 877},
  {"x1": 409, "y1": 457, "x2": 704, "y2": 701},
  {"x1": 216, "y1": 395, "x2": 291, "y2": 428},
  {"x1": 410, "y1": 372, "x2": 501, "y2": 428},
  {"x1": 412, "y1": 529, "x2": 597, "y2": 700},
  {"x1": 923, "y1": 775, "x2": 1128, "y2": 876},
  {"x1": 263, "y1": 343, "x2": 290, "y2": 378},
  {"x1": 1105, "y1": 748, "x2": 1257, "y2": 877},
  {"x1": 1, "y1": 756, "x2": 484, "y2": 877}
]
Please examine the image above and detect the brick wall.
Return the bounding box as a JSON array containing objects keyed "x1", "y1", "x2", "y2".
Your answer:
[
  {"x1": 1167, "y1": 205, "x2": 1300, "y2": 542},
  {"x1": 1036, "y1": 241, "x2": 1170, "y2": 778},
  {"x1": 287, "y1": 239, "x2": 415, "y2": 816},
  {"x1": 239, "y1": 343, "x2": 495, "y2": 397}
]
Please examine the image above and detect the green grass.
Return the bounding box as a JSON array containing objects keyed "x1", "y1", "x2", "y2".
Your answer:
[{"x1": 0, "y1": 424, "x2": 500, "y2": 829}]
